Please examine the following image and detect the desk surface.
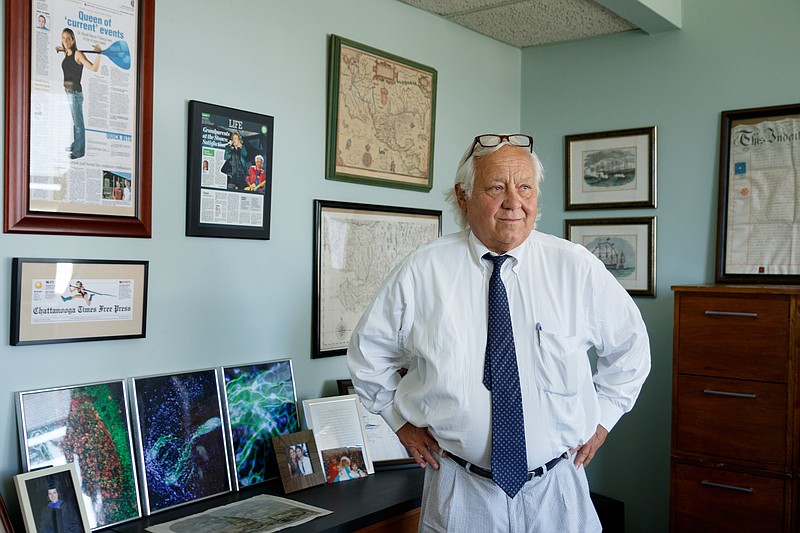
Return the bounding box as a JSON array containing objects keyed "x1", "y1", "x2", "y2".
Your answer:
[{"x1": 109, "y1": 467, "x2": 425, "y2": 533}]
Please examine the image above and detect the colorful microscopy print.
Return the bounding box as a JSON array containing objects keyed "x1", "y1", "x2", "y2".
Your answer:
[
  {"x1": 132, "y1": 369, "x2": 231, "y2": 514},
  {"x1": 17, "y1": 380, "x2": 141, "y2": 529},
  {"x1": 223, "y1": 359, "x2": 299, "y2": 488}
]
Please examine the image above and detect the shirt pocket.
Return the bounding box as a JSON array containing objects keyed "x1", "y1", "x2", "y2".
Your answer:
[{"x1": 535, "y1": 331, "x2": 583, "y2": 396}]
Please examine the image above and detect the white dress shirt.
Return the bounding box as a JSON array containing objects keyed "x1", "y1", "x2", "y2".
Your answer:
[{"x1": 348, "y1": 229, "x2": 651, "y2": 471}]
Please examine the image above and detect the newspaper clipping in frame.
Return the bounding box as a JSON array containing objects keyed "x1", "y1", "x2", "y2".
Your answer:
[
  {"x1": 29, "y1": 0, "x2": 138, "y2": 218},
  {"x1": 30, "y1": 277, "x2": 135, "y2": 325}
]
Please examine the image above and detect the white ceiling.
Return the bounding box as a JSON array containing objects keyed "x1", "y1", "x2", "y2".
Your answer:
[{"x1": 398, "y1": 0, "x2": 681, "y2": 48}]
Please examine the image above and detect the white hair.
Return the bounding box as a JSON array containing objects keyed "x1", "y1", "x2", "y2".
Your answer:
[
  {"x1": 444, "y1": 135, "x2": 545, "y2": 229},
  {"x1": 255, "y1": 155, "x2": 264, "y2": 163}
]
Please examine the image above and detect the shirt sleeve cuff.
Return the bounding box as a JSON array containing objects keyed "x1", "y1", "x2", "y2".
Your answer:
[
  {"x1": 598, "y1": 397, "x2": 624, "y2": 433},
  {"x1": 380, "y1": 404, "x2": 408, "y2": 433}
]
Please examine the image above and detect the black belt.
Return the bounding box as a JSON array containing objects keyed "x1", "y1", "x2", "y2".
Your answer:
[{"x1": 447, "y1": 452, "x2": 567, "y2": 482}]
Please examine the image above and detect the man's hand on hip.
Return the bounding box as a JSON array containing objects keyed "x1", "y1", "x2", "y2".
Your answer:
[
  {"x1": 396, "y1": 422, "x2": 441, "y2": 469},
  {"x1": 570, "y1": 424, "x2": 608, "y2": 468}
]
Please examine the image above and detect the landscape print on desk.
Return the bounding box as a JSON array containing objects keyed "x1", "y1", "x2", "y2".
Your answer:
[
  {"x1": 16, "y1": 380, "x2": 141, "y2": 529},
  {"x1": 131, "y1": 369, "x2": 231, "y2": 514},
  {"x1": 222, "y1": 359, "x2": 299, "y2": 488}
]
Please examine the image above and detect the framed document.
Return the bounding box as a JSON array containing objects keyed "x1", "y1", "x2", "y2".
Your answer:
[
  {"x1": 16, "y1": 380, "x2": 142, "y2": 529},
  {"x1": 326, "y1": 35, "x2": 437, "y2": 191},
  {"x1": 186, "y1": 101, "x2": 274, "y2": 239},
  {"x1": 303, "y1": 395, "x2": 374, "y2": 484},
  {"x1": 5, "y1": 0, "x2": 154, "y2": 237},
  {"x1": 565, "y1": 217, "x2": 656, "y2": 297},
  {"x1": 715, "y1": 103, "x2": 800, "y2": 283},
  {"x1": 10, "y1": 258, "x2": 149, "y2": 346},
  {"x1": 312, "y1": 200, "x2": 441, "y2": 358},
  {"x1": 565, "y1": 126, "x2": 656, "y2": 210}
]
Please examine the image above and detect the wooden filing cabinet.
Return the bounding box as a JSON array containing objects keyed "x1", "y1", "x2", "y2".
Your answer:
[{"x1": 671, "y1": 285, "x2": 799, "y2": 532}]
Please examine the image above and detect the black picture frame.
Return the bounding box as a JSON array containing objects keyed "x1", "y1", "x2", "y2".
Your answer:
[
  {"x1": 715, "y1": 102, "x2": 800, "y2": 283},
  {"x1": 565, "y1": 217, "x2": 656, "y2": 297},
  {"x1": 10, "y1": 258, "x2": 149, "y2": 345},
  {"x1": 312, "y1": 200, "x2": 441, "y2": 358},
  {"x1": 186, "y1": 100, "x2": 274, "y2": 239}
]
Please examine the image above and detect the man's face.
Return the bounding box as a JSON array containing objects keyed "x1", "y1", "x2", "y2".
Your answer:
[
  {"x1": 48, "y1": 489, "x2": 58, "y2": 503},
  {"x1": 457, "y1": 145, "x2": 538, "y2": 253}
]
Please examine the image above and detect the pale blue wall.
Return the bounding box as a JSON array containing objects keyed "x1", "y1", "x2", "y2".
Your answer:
[
  {"x1": 0, "y1": 0, "x2": 521, "y2": 525},
  {"x1": 522, "y1": 0, "x2": 800, "y2": 530}
]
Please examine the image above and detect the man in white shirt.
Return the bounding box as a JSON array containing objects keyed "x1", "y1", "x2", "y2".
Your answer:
[{"x1": 348, "y1": 134, "x2": 651, "y2": 532}]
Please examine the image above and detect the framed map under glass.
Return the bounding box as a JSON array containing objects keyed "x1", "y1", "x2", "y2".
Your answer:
[
  {"x1": 312, "y1": 200, "x2": 441, "y2": 358},
  {"x1": 325, "y1": 35, "x2": 437, "y2": 191}
]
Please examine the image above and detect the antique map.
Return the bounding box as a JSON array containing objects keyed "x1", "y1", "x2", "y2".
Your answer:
[
  {"x1": 333, "y1": 41, "x2": 435, "y2": 188},
  {"x1": 319, "y1": 207, "x2": 439, "y2": 353}
]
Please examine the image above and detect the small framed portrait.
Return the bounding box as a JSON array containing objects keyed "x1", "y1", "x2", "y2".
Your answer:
[
  {"x1": 271, "y1": 430, "x2": 326, "y2": 494},
  {"x1": 14, "y1": 463, "x2": 92, "y2": 533}
]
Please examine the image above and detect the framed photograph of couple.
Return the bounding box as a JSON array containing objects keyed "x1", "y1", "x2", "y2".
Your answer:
[
  {"x1": 10, "y1": 258, "x2": 149, "y2": 346},
  {"x1": 326, "y1": 34, "x2": 437, "y2": 191},
  {"x1": 565, "y1": 217, "x2": 656, "y2": 297},
  {"x1": 565, "y1": 126, "x2": 656, "y2": 210},
  {"x1": 271, "y1": 430, "x2": 326, "y2": 494},
  {"x1": 715, "y1": 102, "x2": 800, "y2": 283},
  {"x1": 186, "y1": 100, "x2": 274, "y2": 240},
  {"x1": 4, "y1": 0, "x2": 154, "y2": 237}
]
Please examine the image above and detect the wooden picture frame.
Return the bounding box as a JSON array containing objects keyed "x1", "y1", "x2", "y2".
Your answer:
[
  {"x1": 186, "y1": 100, "x2": 274, "y2": 240},
  {"x1": 16, "y1": 379, "x2": 142, "y2": 529},
  {"x1": 715, "y1": 103, "x2": 800, "y2": 283},
  {"x1": 565, "y1": 217, "x2": 656, "y2": 297},
  {"x1": 0, "y1": 491, "x2": 13, "y2": 533},
  {"x1": 130, "y1": 368, "x2": 232, "y2": 515},
  {"x1": 312, "y1": 200, "x2": 441, "y2": 358},
  {"x1": 4, "y1": 0, "x2": 154, "y2": 237},
  {"x1": 326, "y1": 34, "x2": 437, "y2": 191},
  {"x1": 336, "y1": 379, "x2": 414, "y2": 469},
  {"x1": 565, "y1": 126, "x2": 656, "y2": 210},
  {"x1": 14, "y1": 463, "x2": 91, "y2": 533},
  {"x1": 271, "y1": 430, "x2": 326, "y2": 494},
  {"x1": 10, "y1": 258, "x2": 149, "y2": 346}
]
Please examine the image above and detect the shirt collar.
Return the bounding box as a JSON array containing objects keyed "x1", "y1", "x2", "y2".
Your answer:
[{"x1": 466, "y1": 230, "x2": 530, "y2": 272}]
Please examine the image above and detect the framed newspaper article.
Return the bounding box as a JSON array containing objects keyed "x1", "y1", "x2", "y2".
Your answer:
[
  {"x1": 186, "y1": 100, "x2": 274, "y2": 239},
  {"x1": 4, "y1": 0, "x2": 154, "y2": 237},
  {"x1": 10, "y1": 258, "x2": 149, "y2": 345},
  {"x1": 326, "y1": 35, "x2": 437, "y2": 191},
  {"x1": 716, "y1": 103, "x2": 800, "y2": 283},
  {"x1": 312, "y1": 200, "x2": 441, "y2": 358}
]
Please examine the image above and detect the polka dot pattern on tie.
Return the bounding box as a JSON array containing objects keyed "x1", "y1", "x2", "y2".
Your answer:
[{"x1": 483, "y1": 253, "x2": 528, "y2": 499}]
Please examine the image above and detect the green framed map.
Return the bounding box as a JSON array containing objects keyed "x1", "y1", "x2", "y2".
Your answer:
[{"x1": 326, "y1": 35, "x2": 437, "y2": 191}]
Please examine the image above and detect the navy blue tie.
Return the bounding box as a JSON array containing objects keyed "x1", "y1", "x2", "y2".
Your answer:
[{"x1": 483, "y1": 253, "x2": 528, "y2": 498}]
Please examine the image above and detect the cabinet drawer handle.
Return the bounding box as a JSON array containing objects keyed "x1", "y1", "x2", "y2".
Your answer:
[
  {"x1": 702, "y1": 389, "x2": 756, "y2": 399},
  {"x1": 701, "y1": 480, "x2": 754, "y2": 493},
  {"x1": 704, "y1": 310, "x2": 758, "y2": 318}
]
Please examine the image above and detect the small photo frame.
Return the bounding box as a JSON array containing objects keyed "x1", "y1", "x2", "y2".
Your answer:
[
  {"x1": 326, "y1": 35, "x2": 437, "y2": 191},
  {"x1": 271, "y1": 430, "x2": 326, "y2": 494},
  {"x1": 221, "y1": 359, "x2": 300, "y2": 489},
  {"x1": 336, "y1": 379, "x2": 414, "y2": 469},
  {"x1": 303, "y1": 395, "x2": 374, "y2": 483},
  {"x1": 16, "y1": 380, "x2": 141, "y2": 529},
  {"x1": 565, "y1": 126, "x2": 656, "y2": 210},
  {"x1": 565, "y1": 217, "x2": 656, "y2": 297},
  {"x1": 186, "y1": 100, "x2": 274, "y2": 240},
  {"x1": 14, "y1": 463, "x2": 92, "y2": 533},
  {"x1": 130, "y1": 368, "x2": 232, "y2": 515},
  {"x1": 10, "y1": 258, "x2": 149, "y2": 346}
]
